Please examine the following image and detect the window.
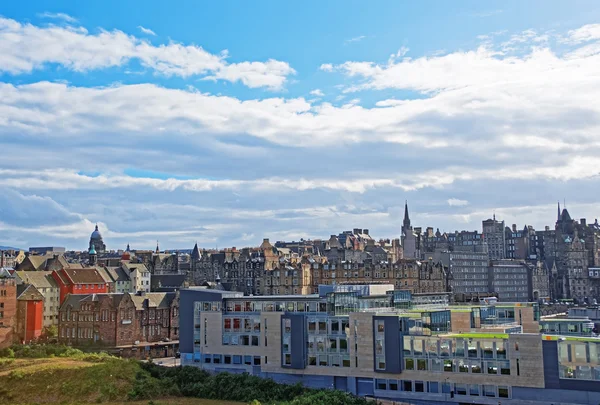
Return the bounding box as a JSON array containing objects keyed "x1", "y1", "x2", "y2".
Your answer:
[
  {"x1": 404, "y1": 358, "x2": 414, "y2": 370},
  {"x1": 376, "y1": 379, "x2": 387, "y2": 390},
  {"x1": 389, "y1": 380, "x2": 398, "y2": 391},
  {"x1": 498, "y1": 386, "x2": 509, "y2": 398}
]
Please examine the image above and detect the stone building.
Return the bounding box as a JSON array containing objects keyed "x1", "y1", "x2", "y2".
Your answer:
[{"x1": 58, "y1": 291, "x2": 179, "y2": 351}]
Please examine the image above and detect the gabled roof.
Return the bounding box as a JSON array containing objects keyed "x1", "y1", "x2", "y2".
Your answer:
[
  {"x1": 130, "y1": 292, "x2": 175, "y2": 310},
  {"x1": 17, "y1": 284, "x2": 44, "y2": 301},
  {"x1": 105, "y1": 266, "x2": 130, "y2": 282},
  {"x1": 61, "y1": 268, "x2": 106, "y2": 284}
]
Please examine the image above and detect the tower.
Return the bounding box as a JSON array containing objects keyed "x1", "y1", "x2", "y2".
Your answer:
[{"x1": 89, "y1": 245, "x2": 97, "y2": 265}]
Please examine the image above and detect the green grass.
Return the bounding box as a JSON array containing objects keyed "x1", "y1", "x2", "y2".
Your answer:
[{"x1": 0, "y1": 357, "x2": 140, "y2": 404}]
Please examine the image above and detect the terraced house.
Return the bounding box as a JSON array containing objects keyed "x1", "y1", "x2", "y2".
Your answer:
[{"x1": 179, "y1": 283, "x2": 600, "y2": 405}]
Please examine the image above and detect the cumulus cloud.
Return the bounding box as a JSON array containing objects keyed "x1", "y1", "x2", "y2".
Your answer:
[
  {"x1": 2, "y1": 21, "x2": 600, "y2": 248},
  {"x1": 137, "y1": 25, "x2": 156, "y2": 36},
  {"x1": 0, "y1": 17, "x2": 294, "y2": 89},
  {"x1": 310, "y1": 89, "x2": 324, "y2": 97},
  {"x1": 447, "y1": 198, "x2": 469, "y2": 207},
  {"x1": 319, "y1": 63, "x2": 334, "y2": 72}
]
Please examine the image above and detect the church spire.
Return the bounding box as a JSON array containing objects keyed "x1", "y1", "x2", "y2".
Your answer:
[
  {"x1": 558, "y1": 201, "x2": 561, "y2": 221},
  {"x1": 155, "y1": 241, "x2": 160, "y2": 254},
  {"x1": 403, "y1": 200, "x2": 411, "y2": 230}
]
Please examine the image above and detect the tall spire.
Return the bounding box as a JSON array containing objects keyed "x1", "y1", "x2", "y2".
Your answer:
[
  {"x1": 403, "y1": 200, "x2": 411, "y2": 230},
  {"x1": 156, "y1": 240, "x2": 160, "y2": 254},
  {"x1": 558, "y1": 201, "x2": 561, "y2": 221}
]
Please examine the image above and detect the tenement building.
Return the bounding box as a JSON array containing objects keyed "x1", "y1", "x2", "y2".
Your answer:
[{"x1": 179, "y1": 283, "x2": 600, "y2": 405}]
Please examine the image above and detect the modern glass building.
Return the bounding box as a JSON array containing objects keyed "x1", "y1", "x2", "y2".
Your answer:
[{"x1": 179, "y1": 285, "x2": 600, "y2": 404}]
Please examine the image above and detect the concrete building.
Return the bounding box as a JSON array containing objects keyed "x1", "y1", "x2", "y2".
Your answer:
[
  {"x1": 488, "y1": 260, "x2": 530, "y2": 302},
  {"x1": 29, "y1": 247, "x2": 66, "y2": 255},
  {"x1": 435, "y1": 246, "x2": 490, "y2": 302},
  {"x1": 482, "y1": 216, "x2": 506, "y2": 260},
  {"x1": 177, "y1": 284, "x2": 600, "y2": 404}
]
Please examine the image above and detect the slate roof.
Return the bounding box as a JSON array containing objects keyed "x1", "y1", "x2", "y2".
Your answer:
[
  {"x1": 17, "y1": 284, "x2": 44, "y2": 301},
  {"x1": 130, "y1": 292, "x2": 175, "y2": 310},
  {"x1": 62, "y1": 268, "x2": 106, "y2": 284},
  {"x1": 15, "y1": 270, "x2": 58, "y2": 289},
  {"x1": 105, "y1": 266, "x2": 130, "y2": 282}
]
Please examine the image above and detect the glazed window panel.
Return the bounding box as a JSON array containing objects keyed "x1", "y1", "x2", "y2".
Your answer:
[
  {"x1": 440, "y1": 339, "x2": 451, "y2": 357},
  {"x1": 467, "y1": 340, "x2": 479, "y2": 358},
  {"x1": 454, "y1": 339, "x2": 465, "y2": 357},
  {"x1": 403, "y1": 336, "x2": 413, "y2": 356},
  {"x1": 482, "y1": 340, "x2": 494, "y2": 359},
  {"x1": 413, "y1": 338, "x2": 424, "y2": 356},
  {"x1": 426, "y1": 338, "x2": 439, "y2": 357}
]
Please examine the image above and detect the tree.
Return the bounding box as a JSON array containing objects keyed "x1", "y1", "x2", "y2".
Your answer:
[{"x1": 42, "y1": 325, "x2": 58, "y2": 339}]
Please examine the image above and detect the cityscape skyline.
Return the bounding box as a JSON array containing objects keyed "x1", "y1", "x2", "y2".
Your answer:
[{"x1": 2, "y1": 1, "x2": 600, "y2": 251}]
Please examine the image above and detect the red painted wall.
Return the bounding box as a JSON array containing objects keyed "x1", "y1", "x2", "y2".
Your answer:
[{"x1": 25, "y1": 300, "x2": 43, "y2": 342}]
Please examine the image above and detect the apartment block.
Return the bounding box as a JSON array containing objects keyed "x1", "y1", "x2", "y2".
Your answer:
[{"x1": 178, "y1": 284, "x2": 600, "y2": 404}]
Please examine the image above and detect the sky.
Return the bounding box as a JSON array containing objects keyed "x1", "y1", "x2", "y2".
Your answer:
[{"x1": 1, "y1": 1, "x2": 600, "y2": 251}]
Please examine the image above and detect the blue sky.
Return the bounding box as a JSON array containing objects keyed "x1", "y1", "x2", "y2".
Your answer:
[{"x1": 1, "y1": 1, "x2": 600, "y2": 250}]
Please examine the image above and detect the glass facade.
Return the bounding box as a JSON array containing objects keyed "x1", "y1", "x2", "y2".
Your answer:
[
  {"x1": 558, "y1": 340, "x2": 600, "y2": 380},
  {"x1": 402, "y1": 336, "x2": 510, "y2": 376},
  {"x1": 306, "y1": 316, "x2": 351, "y2": 367}
]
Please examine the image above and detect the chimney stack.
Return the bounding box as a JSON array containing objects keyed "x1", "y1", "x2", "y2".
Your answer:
[
  {"x1": 581, "y1": 218, "x2": 587, "y2": 227},
  {"x1": 512, "y1": 224, "x2": 517, "y2": 232}
]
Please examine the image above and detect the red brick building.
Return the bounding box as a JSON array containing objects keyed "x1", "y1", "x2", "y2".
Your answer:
[
  {"x1": 15, "y1": 284, "x2": 44, "y2": 343},
  {"x1": 0, "y1": 277, "x2": 17, "y2": 348},
  {"x1": 58, "y1": 291, "x2": 179, "y2": 357},
  {"x1": 52, "y1": 268, "x2": 109, "y2": 304}
]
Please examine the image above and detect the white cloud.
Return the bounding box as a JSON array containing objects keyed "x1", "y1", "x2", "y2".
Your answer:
[
  {"x1": 37, "y1": 12, "x2": 78, "y2": 23},
  {"x1": 447, "y1": 198, "x2": 469, "y2": 207},
  {"x1": 310, "y1": 89, "x2": 324, "y2": 97},
  {"x1": 0, "y1": 17, "x2": 294, "y2": 90},
  {"x1": 319, "y1": 63, "x2": 334, "y2": 72},
  {"x1": 2, "y1": 22, "x2": 600, "y2": 248},
  {"x1": 566, "y1": 24, "x2": 600, "y2": 43},
  {"x1": 346, "y1": 35, "x2": 366, "y2": 44},
  {"x1": 137, "y1": 25, "x2": 156, "y2": 36}
]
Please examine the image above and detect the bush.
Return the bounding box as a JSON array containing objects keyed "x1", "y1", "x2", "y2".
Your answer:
[
  {"x1": 0, "y1": 347, "x2": 14, "y2": 358},
  {"x1": 131, "y1": 363, "x2": 369, "y2": 405}
]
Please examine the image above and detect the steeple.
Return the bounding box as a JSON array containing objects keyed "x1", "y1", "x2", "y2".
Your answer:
[
  {"x1": 403, "y1": 200, "x2": 411, "y2": 231},
  {"x1": 191, "y1": 242, "x2": 201, "y2": 261},
  {"x1": 558, "y1": 201, "x2": 561, "y2": 222},
  {"x1": 155, "y1": 241, "x2": 160, "y2": 254},
  {"x1": 126, "y1": 243, "x2": 130, "y2": 252}
]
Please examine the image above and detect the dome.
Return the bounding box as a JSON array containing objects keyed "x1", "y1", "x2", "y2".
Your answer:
[
  {"x1": 91, "y1": 224, "x2": 102, "y2": 240},
  {"x1": 89, "y1": 245, "x2": 97, "y2": 255}
]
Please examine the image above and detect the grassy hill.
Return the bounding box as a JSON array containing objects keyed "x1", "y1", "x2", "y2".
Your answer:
[
  {"x1": 0, "y1": 345, "x2": 371, "y2": 405},
  {"x1": 0, "y1": 357, "x2": 240, "y2": 405}
]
